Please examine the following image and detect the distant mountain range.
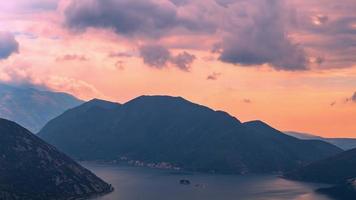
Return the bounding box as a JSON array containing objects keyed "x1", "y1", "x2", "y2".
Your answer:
[
  {"x1": 0, "y1": 84, "x2": 84, "y2": 133},
  {"x1": 39, "y1": 96, "x2": 342, "y2": 174},
  {"x1": 285, "y1": 131, "x2": 356, "y2": 150},
  {"x1": 284, "y1": 148, "x2": 356, "y2": 200},
  {"x1": 0, "y1": 118, "x2": 112, "y2": 200}
]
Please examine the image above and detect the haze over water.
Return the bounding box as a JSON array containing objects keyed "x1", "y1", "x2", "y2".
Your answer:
[{"x1": 83, "y1": 162, "x2": 333, "y2": 200}]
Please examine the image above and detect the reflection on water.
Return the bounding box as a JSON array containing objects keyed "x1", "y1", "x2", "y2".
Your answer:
[{"x1": 82, "y1": 162, "x2": 333, "y2": 200}]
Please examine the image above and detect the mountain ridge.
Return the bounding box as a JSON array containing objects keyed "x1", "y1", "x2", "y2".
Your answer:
[
  {"x1": 284, "y1": 147, "x2": 356, "y2": 200},
  {"x1": 285, "y1": 131, "x2": 356, "y2": 150},
  {"x1": 0, "y1": 84, "x2": 84, "y2": 133},
  {"x1": 39, "y1": 96, "x2": 342, "y2": 174},
  {"x1": 0, "y1": 118, "x2": 113, "y2": 200}
]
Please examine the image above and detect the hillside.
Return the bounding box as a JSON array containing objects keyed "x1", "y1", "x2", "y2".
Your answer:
[
  {"x1": 39, "y1": 96, "x2": 342, "y2": 174},
  {"x1": 284, "y1": 148, "x2": 356, "y2": 184},
  {"x1": 0, "y1": 84, "x2": 83, "y2": 133},
  {"x1": 0, "y1": 118, "x2": 112, "y2": 200}
]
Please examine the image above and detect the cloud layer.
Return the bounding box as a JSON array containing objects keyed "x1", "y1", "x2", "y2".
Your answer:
[
  {"x1": 64, "y1": 0, "x2": 215, "y2": 38},
  {"x1": 139, "y1": 44, "x2": 195, "y2": 71},
  {"x1": 218, "y1": 0, "x2": 308, "y2": 71},
  {"x1": 61, "y1": 0, "x2": 356, "y2": 71},
  {"x1": 0, "y1": 32, "x2": 19, "y2": 60}
]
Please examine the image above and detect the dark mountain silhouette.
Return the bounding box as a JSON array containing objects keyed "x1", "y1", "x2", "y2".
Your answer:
[
  {"x1": 285, "y1": 148, "x2": 356, "y2": 200},
  {"x1": 317, "y1": 179, "x2": 356, "y2": 200},
  {"x1": 285, "y1": 131, "x2": 356, "y2": 150},
  {"x1": 0, "y1": 118, "x2": 112, "y2": 200},
  {"x1": 39, "y1": 95, "x2": 342, "y2": 174},
  {"x1": 0, "y1": 84, "x2": 83, "y2": 133},
  {"x1": 285, "y1": 148, "x2": 356, "y2": 184}
]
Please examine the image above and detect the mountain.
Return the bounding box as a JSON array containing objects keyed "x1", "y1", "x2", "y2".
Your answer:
[
  {"x1": 0, "y1": 118, "x2": 113, "y2": 200},
  {"x1": 285, "y1": 131, "x2": 324, "y2": 140},
  {"x1": 317, "y1": 179, "x2": 356, "y2": 200},
  {"x1": 285, "y1": 131, "x2": 356, "y2": 150},
  {"x1": 0, "y1": 84, "x2": 84, "y2": 133},
  {"x1": 284, "y1": 148, "x2": 356, "y2": 200},
  {"x1": 39, "y1": 95, "x2": 342, "y2": 174},
  {"x1": 284, "y1": 148, "x2": 356, "y2": 184}
]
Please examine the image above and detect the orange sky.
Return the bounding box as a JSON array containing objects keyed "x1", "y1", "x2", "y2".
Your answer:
[{"x1": 0, "y1": 0, "x2": 355, "y2": 137}]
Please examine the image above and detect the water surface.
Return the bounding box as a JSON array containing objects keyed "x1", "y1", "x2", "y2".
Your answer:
[{"x1": 82, "y1": 162, "x2": 333, "y2": 200}]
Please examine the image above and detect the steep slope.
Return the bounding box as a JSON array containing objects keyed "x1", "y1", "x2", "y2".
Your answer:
[
  {"x1": 0, "y1": 84, "x2": 83, "y2": 133},
  {"x1": 317, "y1": 179, "x2": 356, "y2": 200},
  {"x1": 244, "y1": 121, "x2": 344, "y2": 171},
  {"x1": 0, "y1": 118, "x2": 113, "y2": 200},
  {"x1": 284, "y1": 148, "x2": 356, "y2": 184},
  {"x1": 39, "y1": 95, "x2": 342, "y2": 174},
  {"x1": 285, "y1": 148, "x2": 356, "y2": 200},
  {"x1": 285, "y1": 131, "x2": 356, "y2": 150}
]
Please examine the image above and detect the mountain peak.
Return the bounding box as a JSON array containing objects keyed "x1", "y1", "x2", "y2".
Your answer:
[
  {"x1": 87, "y1": 98, "x2": 119, "y2": 104},
  {"x1": 128, "y1": 95, "x2": 188, "y2": 104},
  {"x1": 244, "y1": 120, "x2": 271, "y2": 127},
  {"x1": 83, "y1": 98, "x2": 121, "y2": 109},
  {"x1": 40, "y1": 95, "x2": 341, "y2": 174}
]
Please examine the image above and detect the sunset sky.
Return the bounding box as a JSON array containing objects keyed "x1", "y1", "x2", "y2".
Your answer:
[{"x1": 0, "y1": 0, "x2": 355, "y2": 137}]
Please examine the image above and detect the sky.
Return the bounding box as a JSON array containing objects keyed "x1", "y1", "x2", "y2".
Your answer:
[{"x1": 0, "y1": 0, "x2": 355, "y2": 137}]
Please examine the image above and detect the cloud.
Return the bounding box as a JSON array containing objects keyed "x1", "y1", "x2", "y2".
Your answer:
[
  {"x1": 56, "y1": 54, "x2": 88, "y2": 62},
  {"x1": 108, "y1": 51, "x2": 134, "y2": 58},
  {"x1": 0, "y1": 32, "x2": 19, "y2": 60},
  {"x1": 312, "y1": 15, "x2": 329, "y2": 26},
  {"x1": 64, "y1": 0, "x2": 215, "y2": 38},
  {"x1": 0, "y1": 65, "x2": 38, "y2": 87},
  {"x1": 307, "y1": 16, "x2": 356, "y2": 35},
  {"x1": 139, "y1": 44, "x2": 196, "y2": 70},
  {"x1": 61, "y1": 0, "x2": 356, "y2": 71},
  {"x1": 218, "y1": 0, "x2": 308, "y2": 71},
  {"x1": 139, "y1": 44, "x2": 171, "y2": 68},
  {"x1": 170, "y1": 52, "x2": 196, "y2": 71},
  {"x1": 0, "y1": 65, "x2": 103, "y2": 100},
  {"x1": 207, "y1": 72, "x2": 221, "y2": 80},
  {"x1": 0, "y1": 0, "x2": 58, "y2": 12},
  {"x1": 344, "y1": 92, "x2": 356, "y2": 103},
  {"x1": 346, "y1": 92, "x2": 356, "y2": 103},
  {"x1": 115, "y1": 60, "x2": 125, "y2": 70},
  {"x1": 242, "y1": 99, "x2": 252, "y2": 104},
  {"x1": 43, "y1": 76, "x2": 104, "y2": 100}
]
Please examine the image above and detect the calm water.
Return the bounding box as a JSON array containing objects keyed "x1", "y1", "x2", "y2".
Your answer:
[{"x1": 82, "y1": 162, "x2": 334, "y2": 200}]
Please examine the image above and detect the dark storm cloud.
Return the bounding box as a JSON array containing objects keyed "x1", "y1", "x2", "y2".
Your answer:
[
  {"x1": 0, "y1": 32, "x2": 19, "y2": 60},
  {"x1": 64, "y1": 0, "x2": 216, "y2": 38},
  {"x1": 139, "y1": 44, "x2": 196, "y2": 70},
  {"x1": 218, "y1": 0, "x2": 308, "y2": 71}
]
